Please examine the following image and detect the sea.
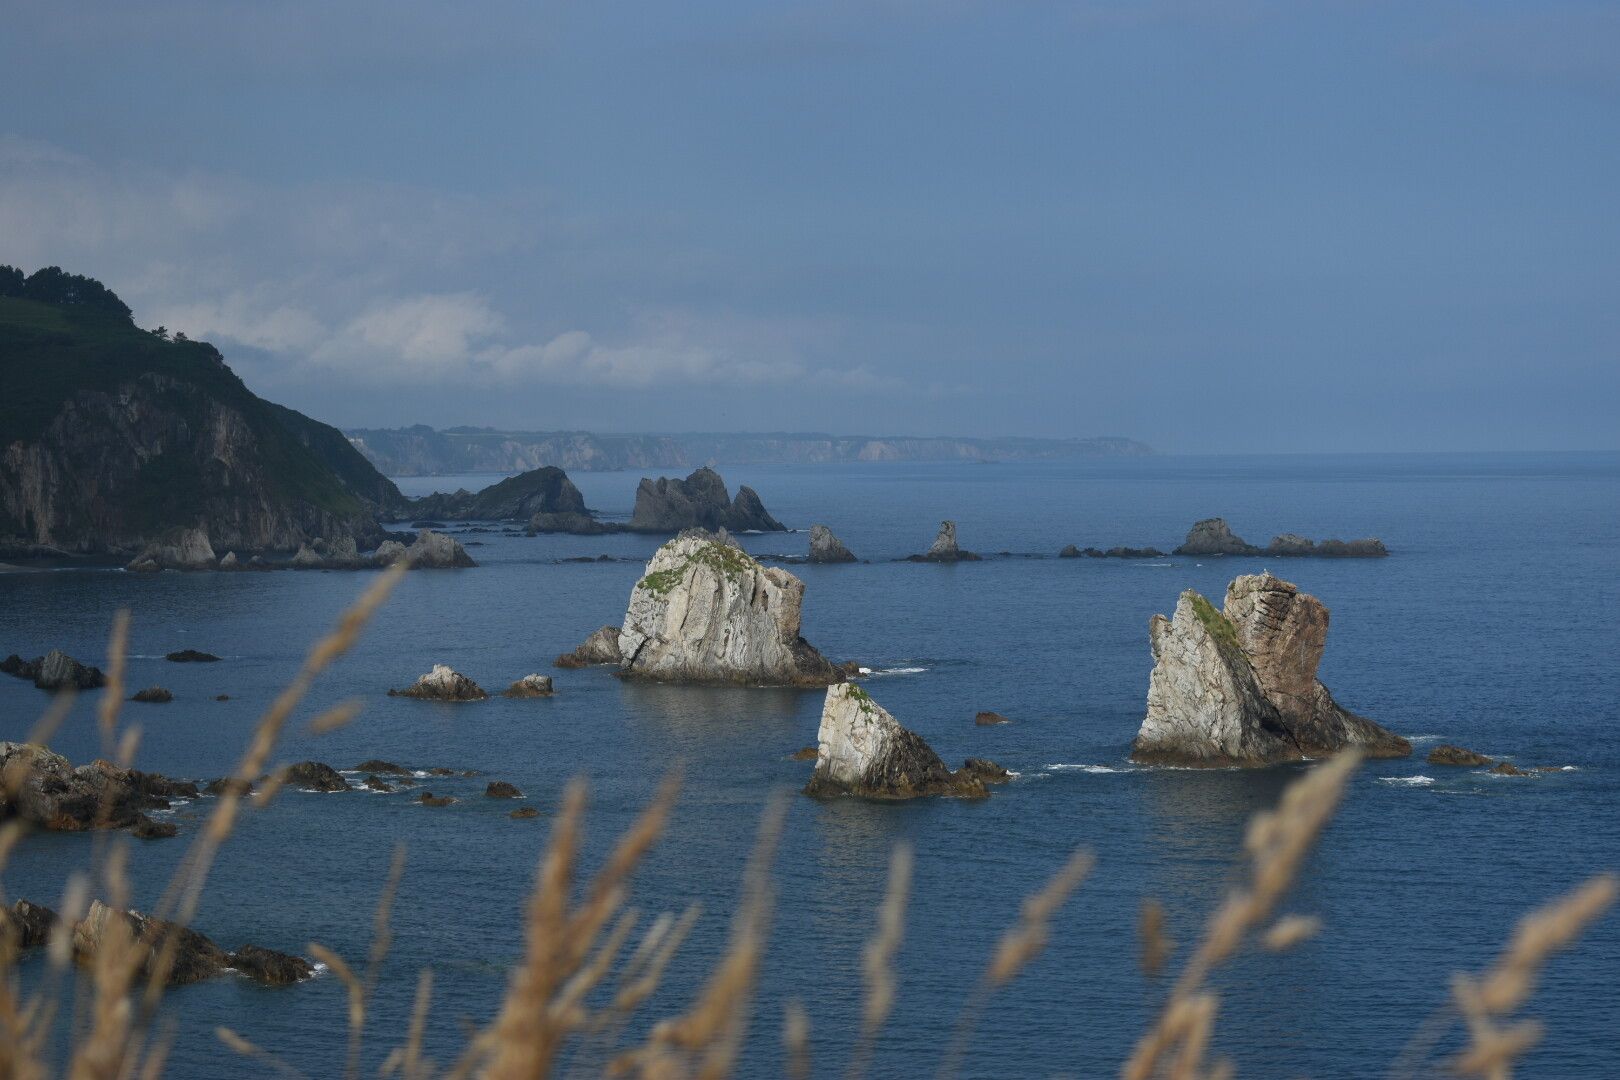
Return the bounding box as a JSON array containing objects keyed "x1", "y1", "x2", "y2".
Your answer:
[{"x1": 2, "y1": 452, "x2": 1617, "y2": 1078}]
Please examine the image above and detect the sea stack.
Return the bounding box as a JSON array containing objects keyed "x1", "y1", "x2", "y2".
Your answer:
[
  {"x1": 803, "y1": 684, "x2": 987, "y2": 799},
  {"x1": 616, "y1": 529, "x2": 843, "y2": 685},
  {"x1": 1173, "y1": 518, "x2": 1258, "y2": 557},
  {"x1": 628, "y1": 467, "x2": 785, "y2": 533},
  {"x1": 807, "y1": 524, "x2": 857, "y2": 563},
  {"x1": 907, "y1": 520, "x2": 981, "y2": 562},
  {"x1": 1131, "y1": 573, "x2": 1410, "y2": 766}
]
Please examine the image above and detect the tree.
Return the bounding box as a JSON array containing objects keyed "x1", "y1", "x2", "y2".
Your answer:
[
  {"x1": 0, "y1": 265, "x2": 24, "y2": 298},
  {"x1": 20, "y1": 266, "x2": 133, "y2": 321}
]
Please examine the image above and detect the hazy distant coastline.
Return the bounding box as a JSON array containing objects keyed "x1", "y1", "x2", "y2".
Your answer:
[{"x1": 344, "y1": 425, "x2": 1153, "y2": 476}]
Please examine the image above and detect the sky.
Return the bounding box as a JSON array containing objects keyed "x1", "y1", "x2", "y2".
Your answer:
[{"x1": 3, "y1": 1, "x2": 1618, "y2": 454}]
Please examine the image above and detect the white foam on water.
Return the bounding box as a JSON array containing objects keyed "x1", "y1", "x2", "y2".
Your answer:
[
  {"x1": 1403, "y1": 735, "x2": 1446, "y2": 744},
  {"x1": 1380, "y1": 775, "x2": 1435, "y2": 786},
  {"x1": 866, "y1": 666, "x2": 927, "y2": 677},
  {"x1": 1045, "y1": 763, "x2": 1123, "y2": 774}
]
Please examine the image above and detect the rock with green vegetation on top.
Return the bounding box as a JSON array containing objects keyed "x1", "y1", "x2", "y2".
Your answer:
[
  {"x1": 1131, "y1": 573, "x2": 1410, "y2": 766},
  {"x1": 617, "y1": 529, "x2": 843, "y2": 685},
  {"x1": 803, "y1": 683, "x2": 987, "y2": 799}
]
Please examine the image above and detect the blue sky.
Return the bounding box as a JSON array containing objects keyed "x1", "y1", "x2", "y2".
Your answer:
[{"x1": 4, "y1": 1, "x2": 1617, "y2": 452}]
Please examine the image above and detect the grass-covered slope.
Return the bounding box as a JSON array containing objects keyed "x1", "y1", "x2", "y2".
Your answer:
[{"x1": 0, "y1": 271, "x2": 401, "y2": 554}]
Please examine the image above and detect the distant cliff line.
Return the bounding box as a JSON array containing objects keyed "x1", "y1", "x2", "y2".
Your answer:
[{"x1": 344, "y1": 426, "x2": 1153, "y2": 476}]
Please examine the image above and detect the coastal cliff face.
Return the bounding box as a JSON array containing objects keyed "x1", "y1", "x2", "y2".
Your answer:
[
  {"x1": 803, "y1": 684, "x2": 985, "y2": 799},
  {"x1": 616, "y1": 530, "x2": 840, "y2": 685},
  {"x1": 628, "y1": 467, "x2": 784, "y2": 533},
  {"x1": 0, "y1": 278, "x2": 400, "y2": 556},
  {"x1": 1131, "y1": 573, "x2": 1409, "y2": 766}
]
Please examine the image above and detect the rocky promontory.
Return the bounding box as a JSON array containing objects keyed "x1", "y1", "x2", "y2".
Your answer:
[
  {"x1": 907, "y1": 520, "x2": 981, "y2": 562},
  {"x1": 628, "y1": 467, "x2": 785, "y2": 533},
  {"x1": 1173, "y1": 518, "x2": 1388, "y2": 558},
  {"x1": 803, "y1": 684, "x2": 988, "y2": 799},
  {"x1": 808, "y1": 524, "x2": 857, "y2": 563},
  {"x1": 616, "y1": 529, "x2": 844, "y2": 685},
  {"x1": 2, "y1": 649, "x2": 107, "y2": 691},
  {"x1": 1130, "y1": 573, "x2": 1410, "y2": 766},
  {"x1": 0, "y1": 742, "x2": 197, "y2": 832}
]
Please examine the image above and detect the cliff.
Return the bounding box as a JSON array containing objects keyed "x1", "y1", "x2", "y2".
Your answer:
[
  {"x1": 344, "y1": 425, "x2": 1154, "y2": 475},
  {"x1": 0, "y1": 268, "x2": 402, "y2": 556},
  {"x1": 616, "y1": 529, "x2": 843, "y2": 685},
  {"x1": 1131, "y1": 573, "x2": 1409, "y2": 766},
  {"x1": 628, "y1": 467, "x2": 784, "y2": 533}
]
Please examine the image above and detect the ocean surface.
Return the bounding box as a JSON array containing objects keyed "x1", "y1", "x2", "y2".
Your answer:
[{"x1": 3, "y1": 452, "x2": 1618, "y2": 1078}]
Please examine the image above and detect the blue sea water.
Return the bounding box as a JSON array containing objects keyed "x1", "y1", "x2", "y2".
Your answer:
[{"x1": 2, "y1": 452, "x2": 1617, "y2": 1078}]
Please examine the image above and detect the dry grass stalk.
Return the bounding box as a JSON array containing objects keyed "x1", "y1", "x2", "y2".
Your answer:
[
  {"x1": 1139, "y1": 899, "x2": 1173, "y2": 977},
  {"x1": 381, "y1": 968, "x2": 436, "y2": 1080},
  {"x1": 1261, "y1": 914, "x2": 1320, "y2": 952},
  {"x1": 1123, "y1": 750, "x2": 1362, "y2": 1080},
  {"x1": 95, "y1": 610, "x2": 130, "y2": 758},
  {"x1": 216, "y1": 1026, "x2": 303, "y2": 1078},
  {"x1": 783, "y1": 1000, "x2": 810, "y2": 1080},
  {"x1": 1450, "y1": 873, "x2": 1616, "y2": 1079},
  {"x1": 847, "y1": 842, "x2": 912, "y2": 1080}
]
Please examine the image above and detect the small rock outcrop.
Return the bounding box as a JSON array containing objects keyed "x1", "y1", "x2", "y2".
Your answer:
[
  {"x1": 399, "y1": 529, "x2": 476, "y2": 569},
  {"x1": 628, "y1": 467, "x2": 785, "y2": 533},
  {"x1": 1427, "y1": 745, "x2": 1494, "y2": 767},
  {"x1": 418, "y1": 792, "x2": 456, "y2": 807},
  {"x1": 64, "y1": 901, "x2": 311, "y2": 986},
  {"x1": 808, "y1": 524, "x2": 857, "y2": 563},
  {"x1": 960, "y1": 758, "x2": 1011, "y2": 784},
  {"x1": 1130, "y1": 574, "x2": 1410, "y2": 767},
  {"x1": 131, "y1": 687, "x2": 173, "y2": 704},
  {"x1": 1173, "y1": 518, "x2": 1388, "y2": 558},
  {"x1": 125, "y1": 528, "x2": 217, "y2": 572},
  {"x1": 803, "y1": 684, "x2": 987, "y2": 799},
  {"x1": 228, "y1": 944, "x2": 315, "y2": 985},
  {"x1": 616, "y1": 530, "x2": 844, "y2": 686},
  {"x1": 974, "y1": 711, "x2": 1011, "y2": 726},
  {"x1": 485, "y1": 781, "x2": 523, "y2": 798},
  {"x1": 390, "y1": 665, "x2": 488, "y2": 701},
  {"x1": 1069, "y1": 546, "x2": 1167, "y2": 559},
  {"x1": 280, "y1": 761, "x2": 350, "y2": 792},
  {"x1": 354, "y1": 759, "x2": 410, "y2": 775},
  {"x1": 165, "y1": 649, "x2": 220, "y2": 663},
  {"x1": 2, "y1": 649, "x2": 108, "y2": 691},
  {"x1": 1059, "y1": 544, "x2": 1081, "y2": 558},
  {"x1": 554, "y1": 626, "x2": 623, "y2": 668},
  {"x1": 907, "y1": 521, "x2": 981, "y2": 562},
  {"x1": 1174, "y1": 518, "x2": 1258, "y2": 557},
  {"x1": 503, "y1": 674, "x2": 554, "y2": 698},
  {"x1": 1490, "y1": 762, "x2": 1526, "y2": 777},
  {"x1": 132, "y1": 814, "x2": 177, "y2": 839},
  {"x1": 2, "y1": 900, "x2": 58, "y2": 948},
  {"x1": 0, "y1": 743, "x2": 191, "y2": 831},
  {"x1": 510, "y1": 806, "x2": 540, "y2": 819}
]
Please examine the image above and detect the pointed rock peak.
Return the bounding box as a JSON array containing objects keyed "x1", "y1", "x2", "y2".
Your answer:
[
  {"x1": 808, "y1": 524, "x2": 857, "y2": 563},
  {"x1": 804, "y1": 684, "x2": 987, "y2": 799},
  {"x1": 907, "y1": 520, "x2": 981, "y2": 562},
  {"x1": 1173, "y1": 518, "x2": 1258, "y2": 556}
]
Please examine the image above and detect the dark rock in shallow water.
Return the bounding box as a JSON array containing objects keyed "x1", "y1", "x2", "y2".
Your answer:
[
  {"x1": 165, "y1": 649, "x2": 220, "y2": 662},
  {"x1": 485, "y1": 780, "x2": 523, "y2": 798},
  {"x1": 1490, "y1": 762, "x2": 1527, "y2": 776},
  {"x1": 354, "y1": 759, "x2": 410, "y2": 775},
  {"x1": 21, "y1": 649, "x2": 107, "y2": 691},
  {"x1": 214, "y1": 694, "x2": 230, "y2": 701},
  {"x1": 362, "y1": 774, "x2": 393, "y2": 792},
  {"x1": 502, "y1": 674, "x2": 554, "y2": 698},
  {"x1": 789, "y1": 746, "x2": 818, "y2": 761},
  {"x1": 3, "y1": 899, "x2": 58, "y2": 948},
  {"x1": 418, "y1": 792, "x2": 456, "y2": 807},
  {"x1": 1312, "y1": 537, "x2": 1388, "y2": 558},
  {"x1": 1059, "y1": 544, "x2": 1081, "y2": 558},
  {"x1": 907, "y1": 521, "x2": 981, "y2": 563},
  {"x1": 0, "y1": 743, "x2": 192, "y2": 832},
  {"x1": 808, "y1": 524, "x2": 857, "y2": 563},
  {"x1": 509, "y1": 806, "x2": 541, "y2": 819},
  {"x1": 555, "y1": 626, "x2": 623, "y2": 668},
  {"x1": 132, "y1": 814, "x2": 177, "y2": 839},
  {"x1": 960, "y1": 758, "x2": 1011, "y2": 784},
  {"x1": 73, "y1": 901, "x2": 229, "y2": 986},
  {"x1": 228, "y1": 944, "x2": 314, "y2": 985},
  {"x1": 804, "y1": 684, "x2": 988, "y2": 799},
  {"x1": 628, "y1": 467, "x2": 785, "y2": 533},
  {"x1": 974, "y1": 711, "x2": 1011, "y2": 726},
  {"x1": 131, "y1": 686, "x2": 173, "y2": 703},
  {"x1": 1427, "y1": 744, "x2": 1494, "y2": 767},
  {"x1": 1131, "y1": 573, "x2": 1410, "y2": 767},
  {"x1": 203, "y1": 777, "x2": 253, "y2": 797},
  {"x1": 280, "y1": 761, "x2": 349, "y2": 792},
  {"x1": 1, "y1": 654, "x2": 38, "y2": 680},
  {"x1": 390, "y1": 665, "x2": 487, "y2": 701}
]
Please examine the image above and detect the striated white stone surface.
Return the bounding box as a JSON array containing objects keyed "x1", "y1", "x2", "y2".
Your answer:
[
  {"x1": 805, "y1": 683, "x2": 982, "y2": 798},
  {"x1": 391, "y1": 664, "x2": 486, "y2": 701},
  {"x1": 617, "y1": 529, "x2": 839, "y2": 685},
  {"x1": 403, "y1": 529, "x2": 475, "y2": 569},
  {"x1": 127, "y1": 528, "x2": 216, "y2": 571}
]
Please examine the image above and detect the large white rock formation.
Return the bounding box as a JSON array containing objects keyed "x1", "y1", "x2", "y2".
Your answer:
[{"x1": 803, "y1": 683, "x2": 985, "y2": 798}]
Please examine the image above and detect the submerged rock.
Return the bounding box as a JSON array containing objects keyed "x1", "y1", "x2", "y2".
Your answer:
[
  {"x1": 165, "y1": 649, "x2": 220, "y2": 663},
  {"x1": 803, "y1": 684, "x2": 987, "y2": 799},
  {"x1": 808, "y1": 524, "x2": 857, "y2": 563},
  {"x1": 789, "y1": 745, "x2": 819, "y2": 761},
  {"x1": 555, "y1": 625, "x2": 624, "y2": 668},
  {"x1": 132, "y1": 814, "x2": 177, "y2": 839},
  {"x1": 502, "y1": 674, "x2": 554, "y2": 698},
  {"x1": 354, "y1": 759, "x2": 410, "y2": 775},
  {"x1": 1130, "y1": 573, "x2": 1410, "y2": 767},
  {"x1": 131, "y1": 686, "x2": 173, "y2": 703},
  {"x1": 617, "y1": 530, "x2": 845, "y2": 686},
  {"x1": 907, "y1": 520, "x2": 981, "y2": 562},
  {"x1": 390, "y1": 665, "x2": 488, "y2": 701},
  {"x1": 628, "y1": 467, "x2": 785, "y2": 533},
  {"x1": 509, "y1": 806, "x2": 541, "y2": 819},
  {"x1": 1428, "y1": 744, "x2": 1494, "y2": 767},
  {"x1": 974, "y1": 711, "x2": 1011, "y2": 726},
  {"x1": 418, "y1": 791, "x2": 456, "y2": 807},
  {"x1": 1490, "y1": 762, "x2": 1527, "y2": 777}
]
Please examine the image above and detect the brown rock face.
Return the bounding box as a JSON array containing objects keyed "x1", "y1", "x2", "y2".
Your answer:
[
  {"x1": 974, "y1": 711, "x2": 1011, "y2": 726},
  {"x1": 1428, "y1": 744, "x2": 1494, "y2": 767},
  {"x1": 554, "y1": 626, "x2": 623, "y2": 668}
]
